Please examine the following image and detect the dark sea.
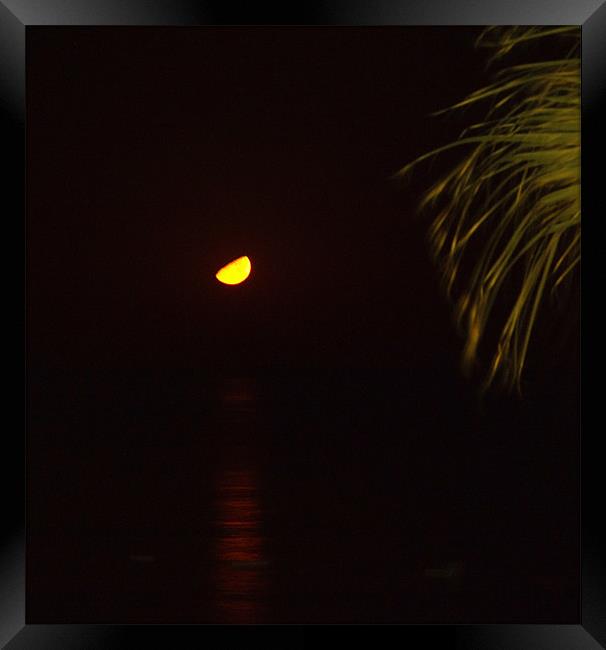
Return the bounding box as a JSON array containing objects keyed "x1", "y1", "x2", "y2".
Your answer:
[{"x1": 26, "y1": 368, "x2": 579, "y2": 623}]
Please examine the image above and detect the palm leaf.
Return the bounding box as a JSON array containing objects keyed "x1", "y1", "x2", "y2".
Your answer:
[{"x1": 396, "y1": 26, "x2": 580, "y2": 392}]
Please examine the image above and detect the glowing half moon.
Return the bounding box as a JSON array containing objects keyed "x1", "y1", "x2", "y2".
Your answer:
[{"x1": 215, "y1": 256, "x2": 252, "y2": 285}]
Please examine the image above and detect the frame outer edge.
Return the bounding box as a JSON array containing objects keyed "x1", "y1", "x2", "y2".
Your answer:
[{"x1": 0, "y1": 1, "x2": 25, "y2": 648}]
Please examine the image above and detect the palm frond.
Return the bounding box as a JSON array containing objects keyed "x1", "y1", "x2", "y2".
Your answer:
[{"x1": 396, "y1": 26, "x2": 580, "y2": 392}]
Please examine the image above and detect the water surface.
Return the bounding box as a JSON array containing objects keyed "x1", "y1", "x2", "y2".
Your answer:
[{"x1": 27, "y1": 369, "x2": 579, "y2": 623}]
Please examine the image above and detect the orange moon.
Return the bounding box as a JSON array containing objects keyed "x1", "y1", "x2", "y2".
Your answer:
[{"x1": 215, "y1": 256, "x2": 252, "y2": 285}]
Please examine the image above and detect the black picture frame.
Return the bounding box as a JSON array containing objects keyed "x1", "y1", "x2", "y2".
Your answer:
[{"x1": 2, "y1": 1, "x2": 601, "y2": 647}]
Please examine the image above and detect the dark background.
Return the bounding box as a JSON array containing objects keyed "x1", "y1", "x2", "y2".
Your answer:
[
  {"x1": 26, "y1": 27, "x2": 579, "y2": 623},
  {"x1": 26, "y1": 26, "x2": 487, "y2": 372}
]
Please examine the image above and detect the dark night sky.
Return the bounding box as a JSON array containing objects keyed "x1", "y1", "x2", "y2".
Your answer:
[{"x1": 27, "y1": 27, "x2": 492, "y2": 371}]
